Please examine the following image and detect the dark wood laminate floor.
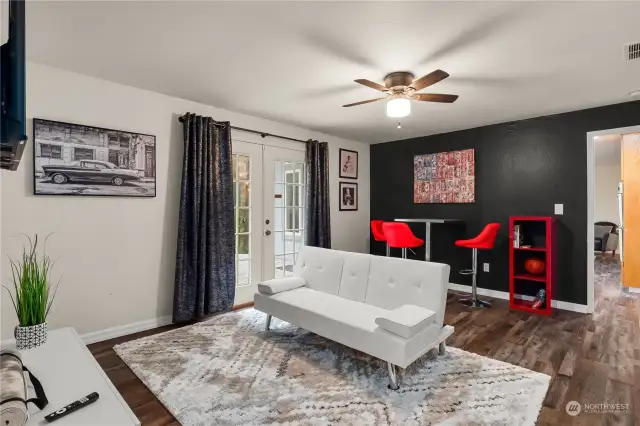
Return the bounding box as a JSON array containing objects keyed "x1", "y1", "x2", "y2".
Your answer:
[{"x1": 89, "y1": 269, "x2": 639, "y2": 425}]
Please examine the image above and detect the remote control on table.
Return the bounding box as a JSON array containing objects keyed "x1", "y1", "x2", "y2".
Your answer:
[{"x1": 44, "y1": 392, "x2": 99, "y2": 423}]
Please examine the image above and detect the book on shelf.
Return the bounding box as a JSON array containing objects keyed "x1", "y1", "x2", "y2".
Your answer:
[{"x1": 513, "y1": 225, "x2": 521, "y2": 248}]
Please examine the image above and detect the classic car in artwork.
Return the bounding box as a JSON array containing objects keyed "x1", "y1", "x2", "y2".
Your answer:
[{"x1": 41, "y1": 160, "x2": 141, "y2": 186}]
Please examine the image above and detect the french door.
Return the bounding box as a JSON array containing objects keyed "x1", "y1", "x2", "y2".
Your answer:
[
  {"x1": 232, "y1": 141, "x2": 306, "y2": 305},
  {"x1": 232, "y1": 141, "x2": 264, "y2": 305},
  {"x1": 263, "y1": 147, "x2": 306, "y2": 281}
]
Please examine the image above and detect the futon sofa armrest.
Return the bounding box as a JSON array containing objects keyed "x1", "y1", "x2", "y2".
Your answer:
[
  {"x1": 375, "y1": 305, "x2": 437, "y2": 339},
  {"x1": 257, "y1": 277, "x2": 306, "y2": 295}
]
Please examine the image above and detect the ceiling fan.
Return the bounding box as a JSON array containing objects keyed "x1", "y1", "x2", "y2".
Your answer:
[{"x1": 342, "y1": 69, "x2": 458, "y2": 118}]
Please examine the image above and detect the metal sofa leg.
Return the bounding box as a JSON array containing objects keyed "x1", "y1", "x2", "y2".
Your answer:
[
  {"x1": 387, "y1": 362, "x2": 399, "y2": 390},
  {"x1": 438, "y1": 341, "x2": 446, "y2": 356},
  {"x1": 265, "y1": 314, "x2": 272, "y2": 331}
]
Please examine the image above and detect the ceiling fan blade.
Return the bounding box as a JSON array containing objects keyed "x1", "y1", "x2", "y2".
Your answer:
[
  {"x1": 409, "y1": 70, "x2": 450, "y2": 92},
  {"x1": 342, "y1": 98, "x2": 386, "y2": 107},
  {"x1": 411, "y1": 93, "x2": 459, "y2": 103},
  {"x1": 354, "y1": 79, "x2": 388, "y2": 92}
]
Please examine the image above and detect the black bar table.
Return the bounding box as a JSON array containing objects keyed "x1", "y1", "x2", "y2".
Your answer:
[{"x1": 394, "y1": 218, "x2": 464, "y2": 261}]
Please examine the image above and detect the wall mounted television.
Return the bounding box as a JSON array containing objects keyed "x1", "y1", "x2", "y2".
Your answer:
[{"x1": 0, "y1": 0, "x2": 27, "y2": 171}]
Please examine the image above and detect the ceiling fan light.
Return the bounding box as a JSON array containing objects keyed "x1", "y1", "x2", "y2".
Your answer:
[{"x1": 386, "y1": 98, "x2": 411, "y2": 118}]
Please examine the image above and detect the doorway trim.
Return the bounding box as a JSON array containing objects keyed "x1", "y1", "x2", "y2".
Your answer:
[{"x1": 586, "y1": 125, "x2": 640, "y2": 313}]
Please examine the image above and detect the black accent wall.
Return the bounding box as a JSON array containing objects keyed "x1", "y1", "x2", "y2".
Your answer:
[{"x1": 370, "y1": 101, "x2": 640, "y2": 305}]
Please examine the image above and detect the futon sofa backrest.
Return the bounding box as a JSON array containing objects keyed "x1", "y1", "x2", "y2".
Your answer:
[{"x1": 294, "y1": 246, "x2": 450, "y2": 326}]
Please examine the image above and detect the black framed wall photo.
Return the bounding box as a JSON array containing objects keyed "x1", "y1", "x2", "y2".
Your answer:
[
  {"x1": 339, "y1": 148, "x2": 358, "y2": 179},
  {"x1": 33, "y1": 119, "x2": 156, "y2": 197},
  {"x1": 339, "y1": 182, "x2": 358, "y2": 211}
]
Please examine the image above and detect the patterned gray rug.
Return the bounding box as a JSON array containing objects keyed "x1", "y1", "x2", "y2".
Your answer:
[{"x1": 114, "y1": 309, "x2": 550, "y2": 425}]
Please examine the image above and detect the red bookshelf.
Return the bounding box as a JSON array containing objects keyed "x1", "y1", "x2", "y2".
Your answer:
[{"x1": 509, "y1": 216, "x2": 554, "y2": 316}]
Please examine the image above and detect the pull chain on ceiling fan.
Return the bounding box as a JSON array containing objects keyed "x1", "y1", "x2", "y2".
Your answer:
[{"x1": 342, "y1": 69, "x2": 459, "y2": 117}]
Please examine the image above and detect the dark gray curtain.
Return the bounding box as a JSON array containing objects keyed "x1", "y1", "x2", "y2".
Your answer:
[
  {"x1": 305, "y1": 140, "x2": 331, "y2": 248},
  {"x1": 173, "y1": 113, "x2": 235, "y2": 323}
]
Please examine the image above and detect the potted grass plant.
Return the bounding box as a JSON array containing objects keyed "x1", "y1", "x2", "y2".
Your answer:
[{"x1": 3, "y1": 234, "x2": 59, "y2": 350}]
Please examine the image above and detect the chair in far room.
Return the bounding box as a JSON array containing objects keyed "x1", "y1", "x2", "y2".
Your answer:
[
  {"x1": 371, "y1": 220, "x2": 390, "y2": 256},
  {"x1": 382, "y1": 222, "x2": 424, "y2": 259},
  {"x1": 594, "y1": 221, "x2": 619, "y2": 257},
  {"x1": 455, "y1": 223, "x2": 501, "y2": 308}
]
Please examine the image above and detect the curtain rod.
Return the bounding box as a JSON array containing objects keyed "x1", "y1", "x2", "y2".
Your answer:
[{"x1": 178, "y1": 114, "x2": 307, "y2": 144}]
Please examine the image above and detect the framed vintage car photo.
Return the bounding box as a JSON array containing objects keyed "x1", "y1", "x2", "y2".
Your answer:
[
  {"x1": 33, "y1": 119, "x2": 156, "y2": 197},
  {"x1": 339, "y1": 148, "x2": 358, "y2": 179}
]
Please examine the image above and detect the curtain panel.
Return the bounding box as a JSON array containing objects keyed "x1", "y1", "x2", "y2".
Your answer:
[
  {"x1": 305, "y1": 140, "x2": 331, "y2": 248},
  {"x1": 173, "y1": 113, "x2": 235, "y2": 323}
]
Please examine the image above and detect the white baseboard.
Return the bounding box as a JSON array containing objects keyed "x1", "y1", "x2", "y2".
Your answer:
[
  {"x1": 448, "y1": 283, "x2": 510, "y2": 300},
  {"x1": 448, "y1": 282, "x2": 590, "y2": 314},
  {"x1": 81, "y1": 315, "x2": 173, "y2": 345},
  {"x1": 627, "y1": 287, "x2": 640, "y2": 294},
  {"x1": 2, "y1": 315, "x2": 175, "y2": 348}
]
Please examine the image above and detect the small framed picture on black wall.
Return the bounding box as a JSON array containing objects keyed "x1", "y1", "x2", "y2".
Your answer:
[
  {"x1": 339, "y1": 182, "x2": 358, "y2": 211},
  {"x1": 339, "y1": 148, "x2": 358, "y2": 179}
]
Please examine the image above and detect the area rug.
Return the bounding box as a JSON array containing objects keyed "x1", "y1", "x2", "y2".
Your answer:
[{"x1": 114, "y1": 308, "x2": 550, "y2": 425}]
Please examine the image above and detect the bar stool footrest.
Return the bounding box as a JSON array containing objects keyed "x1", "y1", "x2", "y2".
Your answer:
[{"x1": 459, "y1": 269, "x2": 474, "y2": 275}]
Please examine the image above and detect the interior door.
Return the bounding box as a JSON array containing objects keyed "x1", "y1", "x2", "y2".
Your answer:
[
  {"x1": 622, "y1": 133, "x2": 640, "y2": 288},
  {"x1": 263, "y1": 146, "x2": 306, "y2": 280},
  {"x1": 232, "y1": 140, "x2": 263, "y2": 305}
]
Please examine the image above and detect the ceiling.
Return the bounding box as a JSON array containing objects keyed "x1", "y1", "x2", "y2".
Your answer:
[{"x1": 26, "y1": 1, "x2": 640, "y2": 144}]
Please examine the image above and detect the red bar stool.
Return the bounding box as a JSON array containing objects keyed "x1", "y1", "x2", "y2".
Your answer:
[
  {"x1": 455, "y1": 223, "x2": 501, "y2": 308},
  {"x1": 371, "y1": 220, "x2": 390, "y2": 256},
  {"x1": 382, "y1": 222, "x2": 424, "y2": 259}
]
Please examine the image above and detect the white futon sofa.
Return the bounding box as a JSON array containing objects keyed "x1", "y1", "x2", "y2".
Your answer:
[{"x1": 254, "y1": 246, "x2": 454, "y2": 389}]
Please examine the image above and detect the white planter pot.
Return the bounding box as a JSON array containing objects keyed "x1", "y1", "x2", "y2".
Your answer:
[{"x1": 14, "y1": 323, "x2": 48, "y2": 350}]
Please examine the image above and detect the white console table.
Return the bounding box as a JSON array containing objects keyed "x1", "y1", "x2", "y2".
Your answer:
[{"x1": 15, "y1": 327, "x2": 139, "y2": 425}]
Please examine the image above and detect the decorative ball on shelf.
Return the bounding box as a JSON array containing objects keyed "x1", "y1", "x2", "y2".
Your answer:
[{"x1": 524, "y1": 259, "x2": 546, "y2": 275}]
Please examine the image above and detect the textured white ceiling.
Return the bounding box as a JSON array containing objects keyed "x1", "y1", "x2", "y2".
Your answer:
[{"x1": 25, "y1": 1, "x2": 640, "y2": 143}]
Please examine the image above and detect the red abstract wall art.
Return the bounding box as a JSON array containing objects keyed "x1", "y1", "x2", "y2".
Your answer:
[{"x1": 414, "y1": 149, "x2": 475, "y2": 203}]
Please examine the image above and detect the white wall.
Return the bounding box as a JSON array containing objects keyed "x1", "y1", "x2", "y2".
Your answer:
[
  {"x1": 594, "y1": 136, "x2": 621, "y2": 226},
  {"x1": 1, "y1": 62, "x2": 370, "y2": 340},
  {"x1": 595, "y1": 164, "x2": 621, "y2": 224}
]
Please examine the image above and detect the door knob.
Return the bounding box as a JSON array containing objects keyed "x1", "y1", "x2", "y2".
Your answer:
[
  {"x1": 265, "y1": 219, "x2": 270, "y2": 225},
  {"x1": 265, "y1": 230, "x2": 271, "y2": 236}
]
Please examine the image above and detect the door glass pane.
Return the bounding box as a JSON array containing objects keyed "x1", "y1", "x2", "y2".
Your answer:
[
  {"x1": 237, "y1": 208, "x2": 250, "y2": 233},
  {"x1": 274, "y1": 207, "x2": 284, "y2": 232},
  {"x1": 284, "y1": 254, "x2": 295, "y2": 277},
  {"x1": 237, "y1": 155, "x2": 250, "y2": 180},
  {"x1": 233, "y1": 155, "x2": 237, "y2": 179},
  {"x1": 273, "y1": 231, "x2": 285, "y2": 256},
  {"x1": 273, "y1": 159, "x2": 306, "y2": 278},
  {"x1": 284, "y1": 161, "x2": 294, "y2": 179},
  {"x1": 286, "y1": 207, "x2": 294, "y2": 231},
  {"x1": 233, "y1": 153, "x2": 252, "y2": 288},
  {"x1": 237, "y1": 234, "x2": 250, "y2": 255},
  {"x1": 284, "y1": 231, "x2": 295, "y2": 254},
  {"x1": 275, "y1": 255, "x2": 285, "y2": 278},
  {"x1": 238, "y1": 182, "x2": 250, "y2": 207},
  {"x1": 294, "y1": 164, "x2": 303, "y2": 183},
  {"x1": 237, "y1": 260, "x2": 250, "y2": 286}
]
